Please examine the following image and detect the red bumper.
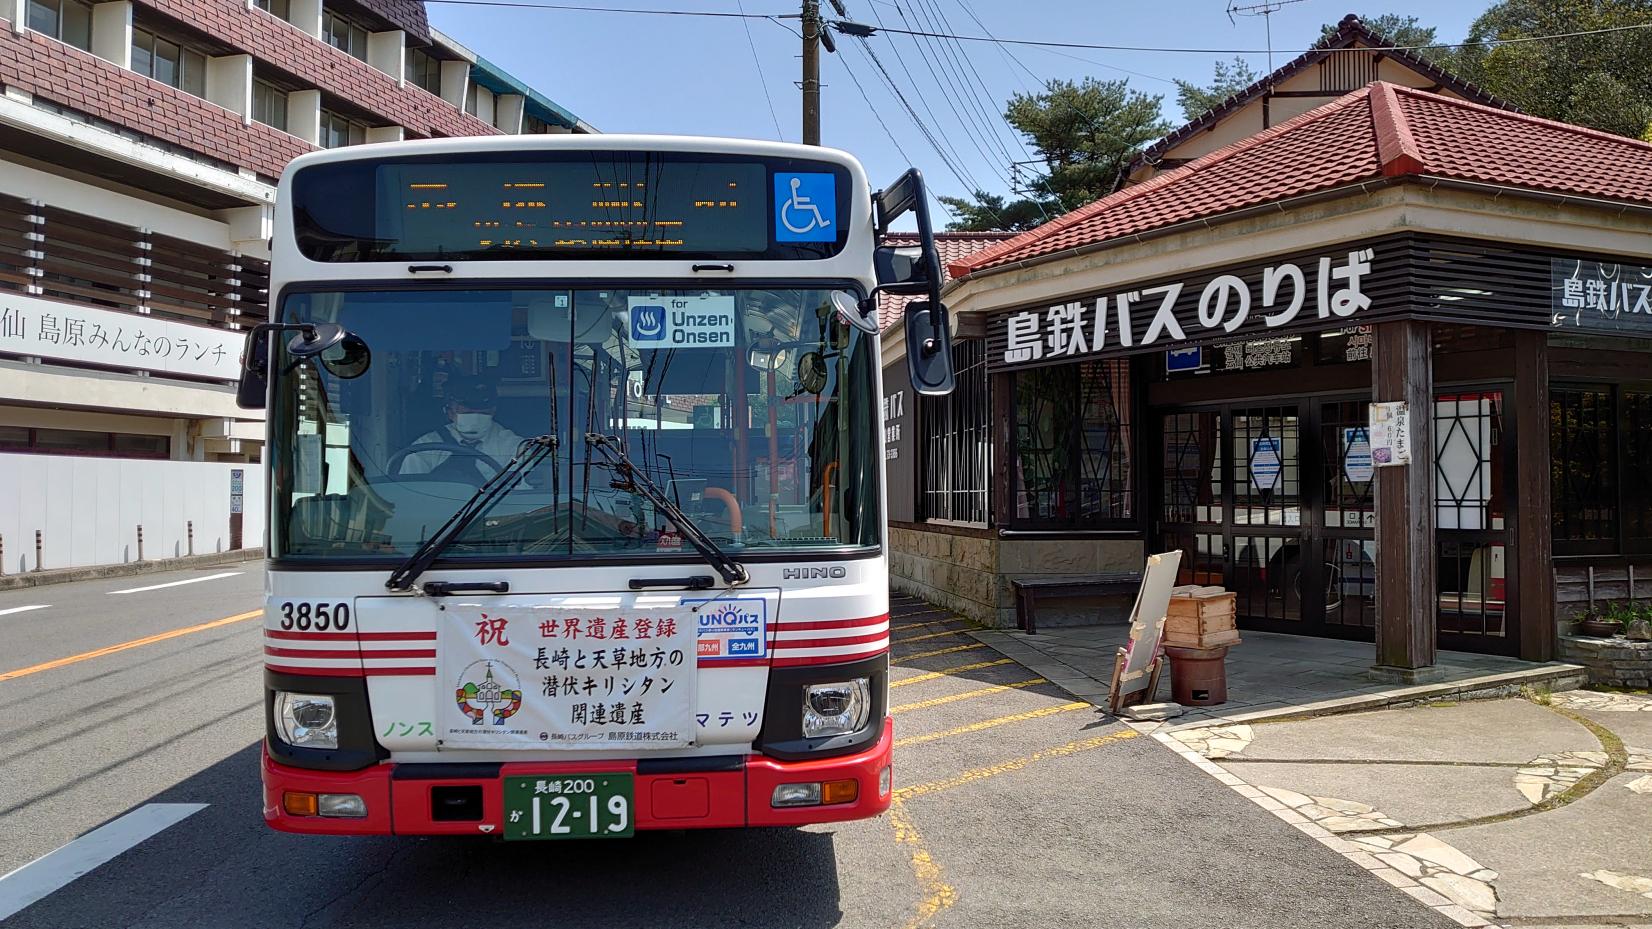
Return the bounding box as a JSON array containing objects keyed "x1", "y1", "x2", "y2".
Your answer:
[{"x1": 263, "y1": 717, "x2": 893, "y2": 835}]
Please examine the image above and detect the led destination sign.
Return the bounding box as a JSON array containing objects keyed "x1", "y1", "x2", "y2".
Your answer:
[{"x1": 291, "y1": 152, "x2": 851, "y2": 262}]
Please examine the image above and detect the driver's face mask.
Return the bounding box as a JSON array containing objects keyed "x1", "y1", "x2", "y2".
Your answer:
[{"x1": 452, "y1": 411, "x2": 494, "y2": 440}]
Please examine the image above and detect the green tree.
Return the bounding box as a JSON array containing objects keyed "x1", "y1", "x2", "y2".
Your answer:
[
  {"x1": 1003, "y1": 77, "x2": 1170, "y2": 213},
  {"x1": 1454, "y1": 0, "x2": 1652, "y2": 138},
  {"x1": 938, "y1": 191, "x2": 1050, "y2": 232},
  {"x1": 1175, "y1": 57, "x2": 1261, "y2": 120},
  {"x1": 1321, "y1": 13, "x2": 1443, "y2": 54}
]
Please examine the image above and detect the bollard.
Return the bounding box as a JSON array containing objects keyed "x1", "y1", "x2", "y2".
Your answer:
[
  {"x1": 137, "y1": 525, "x2": 144, "y2": 562},
  {"x1": 187, "y1": 520, "x2": 194, "y2": 557},
  {"x1": 34, "y1": 529, "x2": 42, "y2": 572}
]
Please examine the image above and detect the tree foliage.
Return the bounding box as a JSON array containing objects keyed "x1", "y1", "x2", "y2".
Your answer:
[
  {"x1": 1004, "y1": 78, "x2": 1170, "y2": 214},
  {"x1": 941, "y1": 77, "x2": 1168, "y2": 231},
  {"x1": 1321, "y1": 13, "x2": 1442, "y2": 50},
  {"x1": 1174, "y1": 57, "x2": 1261, "y2": 121},
  {"x1": 937, "y1": 191, "x2": 1050, "y2": 232},
  {"x1": 1453, "y1": 0, "x2": 1652, "y2": 138}
]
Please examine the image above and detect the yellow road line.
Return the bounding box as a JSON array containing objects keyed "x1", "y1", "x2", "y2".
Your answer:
[
  {"x1": 890, "y1": 657, "x2": 1011, "y2": 687},
  {"x1": 890, "y1": 618, "x2": 968, "y2": 633},
  {"x1": 894, "y1": 729, "x2": 1140, "y2": 801},
  {"x1": 894, "y1": 702, "x2": 1091, "y2": 749},
  {"x1": 889, "y1": 799, "x2": 957, "y2": 929},
  {"x1": 0, "y1": 609, "x2": 262, "y2": 682},
  {"x1": 895, "y1": 642, "x2": 988, "y2": 663},
  {"x1": 891, "y1": 679, "x2": 1046, "y2": 714},
  {"x1": 892, "y1": 628, "x2": 970, "y2": 645}
]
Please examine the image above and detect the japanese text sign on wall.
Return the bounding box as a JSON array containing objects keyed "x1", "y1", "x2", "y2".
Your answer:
[
  {"x1": 1550, "y1": 258, "x2": 1652, "y2": 334},
  {"x1": 0, "y1": 292, "x2": 243, "y2": 380},
  {"x1": 994, "y1": 248, "x2": 1376, "y2": 369},
  {"x1": 1369, "y1": 402, "x2": 1411, "y2": 467}
]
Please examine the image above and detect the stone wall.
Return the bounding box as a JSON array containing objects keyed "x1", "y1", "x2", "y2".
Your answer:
[
  {"x1": 889, "y1": 524, "x2": 1146, "y2": 629},
  {"x1": 1558, "y1": 636, "x2": 1652, "y2": 689}
]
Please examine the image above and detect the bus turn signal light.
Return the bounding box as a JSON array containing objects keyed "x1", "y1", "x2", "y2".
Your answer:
[
  {"x1": 284, "y1": 792, "x2": 319, "y2": 817},
  {"x1": 821, "y1": 779, "x2": 859, "y2": 805}
]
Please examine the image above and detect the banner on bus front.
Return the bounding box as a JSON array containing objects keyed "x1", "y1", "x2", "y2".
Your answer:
[{"x1": 436, "y1": 599, "x2": 698, "y2": 750}]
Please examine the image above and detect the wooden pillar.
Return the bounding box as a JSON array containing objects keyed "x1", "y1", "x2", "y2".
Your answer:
[
  {"x1": 1513, "y1": 330, "x2": 1556, "y2": 661},
  {"x1": 1372, "y1": 319, "x2": 1437, "y2": 673}
]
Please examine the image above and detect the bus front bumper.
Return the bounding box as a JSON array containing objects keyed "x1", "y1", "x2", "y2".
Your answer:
[{"x1": 263, "y1": 717, "x2": 893, "y2": 834}]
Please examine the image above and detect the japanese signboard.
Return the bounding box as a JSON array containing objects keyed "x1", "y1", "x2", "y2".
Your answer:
[
  {"x1": 1249, "y1": 437, "x2": 1283, "y2": 492},
  {"x1": 1369, "y1": 401, "x2": 1411, "y2": 467},
  {"x1": 0, "y1": 292, "x2": 243, "y2": 380},
  {"x1": 1550, "y1": 258, "x2": 1652, "y2": 334},
  {"x1": 686, "y1": 596, "x2": 767, "y2": 662},
  {"x1": 989, "y1": 247, "x2": 1376, "y2": 371},
  {"x1": 437, "y1": 600, "x2": 698, "y2": 750},
  {"x1": 1342, "y1": 427, "x2": 1374, "y2": 483}
]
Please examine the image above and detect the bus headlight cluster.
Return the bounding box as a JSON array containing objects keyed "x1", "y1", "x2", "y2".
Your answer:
[
  {"x1": 801, "y1": 679, "x2": 870, "y2": 738},
  {"x1": 275, "y1": 693, "x2": 338, "y2": 749}
]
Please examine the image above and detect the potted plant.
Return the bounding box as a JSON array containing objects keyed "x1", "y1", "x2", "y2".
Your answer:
[{"x1": 1576, "y1": 606, "x2": 1624, "y2": 638}]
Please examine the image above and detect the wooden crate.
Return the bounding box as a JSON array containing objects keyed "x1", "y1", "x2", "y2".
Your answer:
[{"x1": 1164, "y1": 587, "x2": 1239, "y2": 648}]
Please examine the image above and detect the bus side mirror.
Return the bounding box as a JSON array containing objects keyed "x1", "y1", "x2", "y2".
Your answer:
[
  {"x1": 904, "y1": 299, "x2": 954, "y2": 396},
  {"x1": 236, "y1": 327, "x2": 271, "y2": 410},
  {"x1": 874, "y1": 244, "x2": 928, "y2": 295}
]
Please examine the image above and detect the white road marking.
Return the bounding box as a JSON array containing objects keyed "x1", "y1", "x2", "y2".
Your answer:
[
  {"x1": 107, "y1": 572, "x2": 242, "y2": 595},
  {"x1": 0, "y1": 803, "x2": 208, "y2": 920},
  {"x1": 0, "y1": 605, "x2": 49, "y2": 617}
]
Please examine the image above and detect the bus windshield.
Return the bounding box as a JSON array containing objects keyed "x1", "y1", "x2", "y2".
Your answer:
[{"x1": 270, "y1": 286, "x2": 880, "y2": 563}]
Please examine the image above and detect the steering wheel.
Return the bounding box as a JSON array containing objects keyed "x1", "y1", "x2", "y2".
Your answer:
[{"x1": 383, "y1": 443, "x2": 501, "y2": 486}]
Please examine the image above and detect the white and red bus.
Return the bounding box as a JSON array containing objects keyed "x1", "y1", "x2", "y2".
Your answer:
[{"x1": 236, "y1": 135, "x2": 954, "y2": 837}]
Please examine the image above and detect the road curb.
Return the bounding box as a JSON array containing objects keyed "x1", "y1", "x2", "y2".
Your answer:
[{"x1": 0, "y1": 549, "x2": 264, "y2": 592}]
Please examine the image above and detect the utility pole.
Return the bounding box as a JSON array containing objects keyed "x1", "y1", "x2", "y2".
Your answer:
[{"x1": 802, "y1": 0, "x2": 821, "y2": 145}]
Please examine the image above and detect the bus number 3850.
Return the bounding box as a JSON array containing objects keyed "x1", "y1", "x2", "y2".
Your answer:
[{"x1": 277, "y1": 601, "x2": 351, "y2": 631}]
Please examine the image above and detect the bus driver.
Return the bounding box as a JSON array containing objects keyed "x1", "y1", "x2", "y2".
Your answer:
[{"x1": 396, "y1": 378, "x2": 529, "y2": 483}]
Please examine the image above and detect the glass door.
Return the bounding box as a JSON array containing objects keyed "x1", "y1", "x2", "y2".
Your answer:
[
  {"x1": 1320, "y1": 399, "x2": 1378, "y2": 635},
  {"x1": 1227, "y1": 406, "x2": 1307, "y2": 629}
]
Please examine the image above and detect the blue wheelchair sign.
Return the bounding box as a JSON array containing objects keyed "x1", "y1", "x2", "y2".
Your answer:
[{"x1": 774, "y1": 173, "x2": 836, "y2": 243}]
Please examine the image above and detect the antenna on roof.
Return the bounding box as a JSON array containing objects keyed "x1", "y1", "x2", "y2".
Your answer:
[{"x1": 1226, "y1": 0, "x2": 1307, "y2": 71}]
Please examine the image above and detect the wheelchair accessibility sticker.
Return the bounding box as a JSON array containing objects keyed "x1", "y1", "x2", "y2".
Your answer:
[
  {"x1": 774, "y1": 173, "x2": 836, "y2": 243},
  {"x1": 627, "y1": 295, "x2": 735, "y2": 349}
]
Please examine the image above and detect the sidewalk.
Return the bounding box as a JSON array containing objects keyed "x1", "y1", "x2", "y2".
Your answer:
[{"x1": 973, "y1": 623, "x2": 1587, "y2": 728}]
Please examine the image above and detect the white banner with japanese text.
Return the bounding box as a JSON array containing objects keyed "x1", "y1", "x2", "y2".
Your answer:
[
  {"x1": 0, "y1": 291, "x2": 243, "y2": 380},
  {"x1": 987, "y1": 248, "x2": 1377, "y2": 371},
  {"x1": 436, "y1": 598, "x2": 698, "y2": 750}
]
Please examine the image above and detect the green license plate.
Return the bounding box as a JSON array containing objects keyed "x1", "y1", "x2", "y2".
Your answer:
[{"x1": 503, "y1": 774, "x2": 634, "y2": 840}]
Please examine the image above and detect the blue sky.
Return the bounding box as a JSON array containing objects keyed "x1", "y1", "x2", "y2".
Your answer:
[{"x1": 429, "y1": 1, "x2": 1488, "y2": 215}]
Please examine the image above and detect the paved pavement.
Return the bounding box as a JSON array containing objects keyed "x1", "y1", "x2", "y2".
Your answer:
[
  {"x1": 1161, "y1": 691, "x2": 1652, "y2": 929},
  {"x1": 1, "y1": 576, "x2": 1454, "y2": 927}
]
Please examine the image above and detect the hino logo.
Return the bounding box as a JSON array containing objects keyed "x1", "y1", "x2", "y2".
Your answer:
[{"x1": 783, "y1": 566, "x2": 847, "y2": 580}]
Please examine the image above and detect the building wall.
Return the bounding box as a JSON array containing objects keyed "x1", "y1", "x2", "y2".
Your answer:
[
  {"x1": 889, "y1": 524, "x2": 1145, "y2": 628},
  {"x1": 0, "y1": 451, "x2": 265, "y2": 571}
]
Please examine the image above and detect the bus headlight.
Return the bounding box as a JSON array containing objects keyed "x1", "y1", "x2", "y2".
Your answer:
[
  {"x1": 802, "y1": 679, "x2": 870, "y2": 738},
  {"x1": 275, "y1": 693, "x2": 338, "y2": 749}
]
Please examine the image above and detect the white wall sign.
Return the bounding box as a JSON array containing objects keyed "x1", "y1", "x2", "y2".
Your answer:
[
  {"x1": 1343, "y1": 427, "x2": 1374, "y2": 483},
  {"x1": 0, "y1": 292, "x2": 243, "y2": 380},
  {"x1": 1369, "y1": 401, "x2": 1411, "y2": 466},
  {"x1": 626, "y1": 295, "x2": 735, "y2": 349},
  {"x1": 1250, "y1": 436, "x2": 1283, "y2": 491}
]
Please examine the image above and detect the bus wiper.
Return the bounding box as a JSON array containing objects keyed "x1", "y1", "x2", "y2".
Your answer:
[
  {"x1": 385, "y1": 435, "x2": 558, "y2": 593},
  {"x1": 585, "y1": 433, "x2": 750, "y2": 587}
]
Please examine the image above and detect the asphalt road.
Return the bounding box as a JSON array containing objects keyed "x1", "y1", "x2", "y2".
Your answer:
[{"x1": 0, "y1": 572, "x2": 1454, "y2": 928}]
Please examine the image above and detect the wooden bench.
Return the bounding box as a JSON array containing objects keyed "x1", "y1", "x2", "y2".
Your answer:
[{"x1": 1012, "y1": 573, "x2": 1143, "y2": 634}]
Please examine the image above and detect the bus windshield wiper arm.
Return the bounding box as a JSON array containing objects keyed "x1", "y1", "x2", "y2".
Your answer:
[
  {"x1": 384, "y1": 435, "x2": 558, "y2": 592},
  {"x1": 585, "y1": 433, "x2": 749, "y2": 587}
]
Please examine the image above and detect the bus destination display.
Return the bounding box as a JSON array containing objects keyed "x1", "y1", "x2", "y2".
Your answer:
[
  {"x1": 290, "y1": 154, "x2": 849, "y2": 262},
  {"x1": 386, "y1": 161, "x2": 765, "y2": 255}
]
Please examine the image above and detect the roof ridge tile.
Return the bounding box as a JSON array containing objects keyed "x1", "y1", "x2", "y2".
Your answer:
[
  {"x1": 1390, "y1": 83, "x2": 1652, "y2": 153},
  {"x1": 1370, "y1": 81, "x2": 1427, "y2": 176}
]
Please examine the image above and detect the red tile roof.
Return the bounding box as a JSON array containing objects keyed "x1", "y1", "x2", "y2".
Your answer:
[
  {"x1": 952, "y1": 83, "x2": 1652, "y2": 279},
  {"x1": 878, "y1": 232, "x2": 1015, "y2": 330}
]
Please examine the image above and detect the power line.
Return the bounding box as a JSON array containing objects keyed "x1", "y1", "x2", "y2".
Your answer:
[
  {"x1": 892, "y1": 1, "x2": 1017, "y2": 184},
  {"x1": 903, "y1": 0, "x2": 1019, "y2": 168},
  {"x1": 734, "y1": 0, "x2": 786, "y2": 142},
  {"x1": 827, "y1": 18, "x2": 1652, "y2": 54},
  {"x1": 420, "y1": 0, "x2": 791, "y2": 14},
  {"x1": 831, "y1": 42, "x2": 958, "y2": 221}
]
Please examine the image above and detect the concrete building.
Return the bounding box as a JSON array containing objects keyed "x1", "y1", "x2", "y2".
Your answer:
[{"x1": 0, "y1": 0, "x2": 589, "y2": 572}]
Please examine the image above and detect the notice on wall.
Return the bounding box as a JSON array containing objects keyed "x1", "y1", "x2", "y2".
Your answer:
[
  {"x1": 1250, "y1": 436, "x2": 1283, "y2": 492},
  {"x1": 1369, "y1": 401, "x2": 1411, "y2": 467},
  {"x1": 1342, "y1": 427, "x2": 1374, "y2": 483},
  {"x1": 0, "y1": 291, "x2": 244, "y2": 380}
]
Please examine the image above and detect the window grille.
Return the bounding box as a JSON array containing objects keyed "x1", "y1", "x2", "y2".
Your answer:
[{"x1": 919, "y1": 340, "x2": 989, "y2": 525}]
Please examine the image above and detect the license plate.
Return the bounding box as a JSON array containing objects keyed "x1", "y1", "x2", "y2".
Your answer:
[{"x1": 503, "y1": 774, "x2": 634, "y2": 840}]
